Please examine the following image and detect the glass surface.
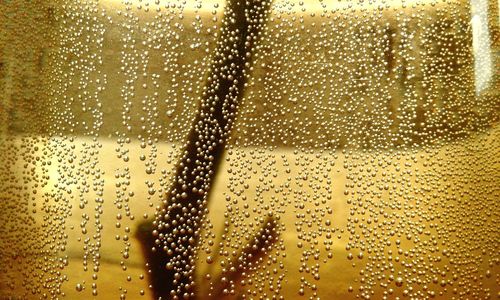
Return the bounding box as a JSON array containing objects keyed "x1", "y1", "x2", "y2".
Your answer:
[{"x1": 0, "y1": 0, "x2": 498, "y2": 299}]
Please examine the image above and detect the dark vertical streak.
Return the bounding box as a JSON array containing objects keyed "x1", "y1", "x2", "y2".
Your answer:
[{"x1": 137, "y1": 0, "x2": 272, "y2": 299}]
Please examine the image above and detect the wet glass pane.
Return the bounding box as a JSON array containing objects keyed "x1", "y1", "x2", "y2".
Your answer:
[{"x1": 0, "y1": 0, "x2": 498, "y2": 299}]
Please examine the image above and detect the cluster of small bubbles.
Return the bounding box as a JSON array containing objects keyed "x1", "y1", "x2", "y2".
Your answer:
[
  {"x1": 1, "y1": 0, "x2": 498, "y2": 299},
  {"x1": 340, "y1": 131, "x2": 500, "y2": 299}
]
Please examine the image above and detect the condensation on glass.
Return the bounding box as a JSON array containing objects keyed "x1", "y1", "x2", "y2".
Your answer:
[{"x1": 0, "y1": 0, "x2": 498, "y2": 299}]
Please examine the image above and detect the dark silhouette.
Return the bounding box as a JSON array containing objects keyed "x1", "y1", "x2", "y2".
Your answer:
[{"x1": 136, "y1": 0, "x2": 274, "y2": 299}]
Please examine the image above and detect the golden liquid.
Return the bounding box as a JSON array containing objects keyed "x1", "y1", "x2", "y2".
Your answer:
[{"x1": 0, "y1": 0, "x2": 498, "y2": 299}]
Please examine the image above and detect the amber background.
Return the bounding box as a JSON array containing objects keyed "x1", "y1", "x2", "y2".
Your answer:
[{"x1": 0, "y1": 0, "x2": 498, "y2": 299}]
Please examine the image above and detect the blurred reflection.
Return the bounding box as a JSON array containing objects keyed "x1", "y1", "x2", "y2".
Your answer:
[{"x1": 471, "y1": 0, "x2": 493, "y2": 94}]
